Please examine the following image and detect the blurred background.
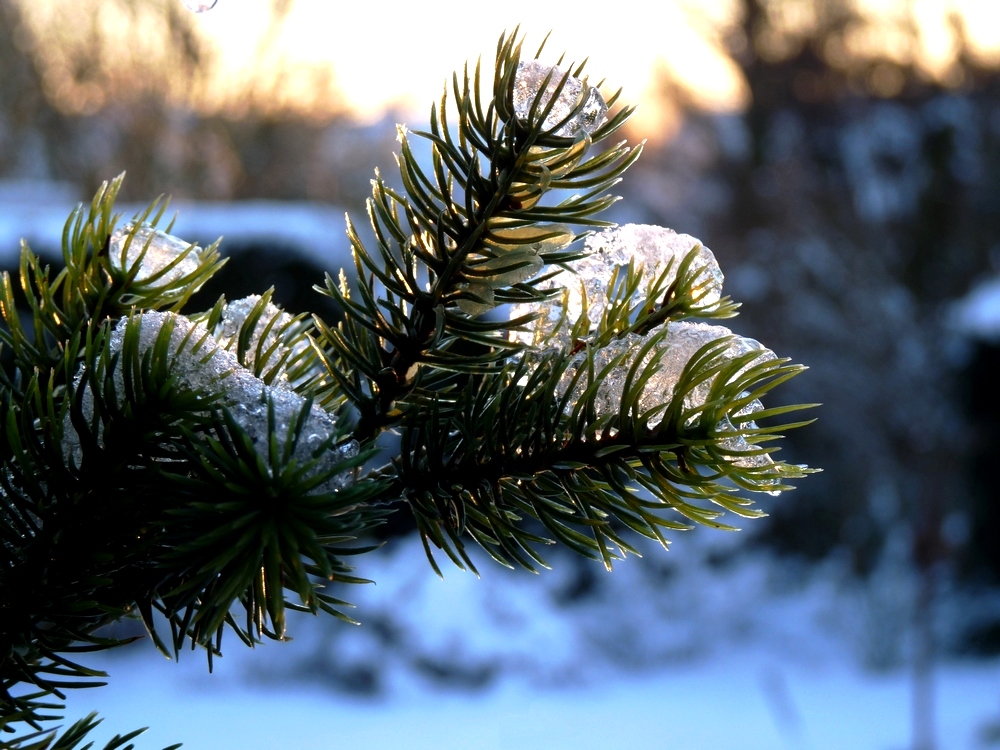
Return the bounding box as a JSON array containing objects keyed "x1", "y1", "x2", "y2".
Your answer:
[{"x1": 4, "y1": 0, "x2": 1000, "y2": 747}]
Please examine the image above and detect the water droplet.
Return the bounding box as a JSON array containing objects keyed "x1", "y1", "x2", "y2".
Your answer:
[{"x1": 181, "y1": 0, "x2": 217, "y2": 12}]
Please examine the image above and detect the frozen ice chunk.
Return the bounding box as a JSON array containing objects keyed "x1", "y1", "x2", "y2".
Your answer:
[
  {"x1": 555, "y1": 332, "x2": 650, "y2": 418},
  {"x1": 580, "y1": 225, "x2": 724, "y2": 310},
  {"x1": 555, "y1": 321, "x2": 776, "y2": 439},
  {"x1": 212, "y1": 295, "x2": 313, "y2": 388},
  {"x1": 109, "y1": 223, "x2": 202, "y2": 285},
  {"x1": 510, "y1": 225, "x2": 725, "y2": 347},
  {"x1": 512, "y1": 60, "x2": 608, "y2": 138},
  {"x1": 716, "y1": 396, "x2": 774, "y2": 469},
  {"x1": 64, "y1": 311, "x2": 356, "y2": 490},
  {"x1": 653, "y1": 322, "x2": 775, "y2": 416}
]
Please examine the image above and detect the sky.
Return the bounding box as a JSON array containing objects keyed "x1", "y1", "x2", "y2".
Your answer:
[
  {"x1": 190, "y1": 0, "x2": 1000, "y2": 133},
  {"x1": 15, "y1": 0, "x2": 1000, "y2": 140},
  {"x1": 189, "y1": 0, "x2": 746, "y2": 134}
]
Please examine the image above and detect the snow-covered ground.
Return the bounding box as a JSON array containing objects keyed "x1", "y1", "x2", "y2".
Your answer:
[
  {"x1": 59, "y1": 531, "x2": 1000, "y2": 750},
  {"x1": 59, "y1": 646, "x2": 1000, "y2": 750},
  {"x1": 5, "y1": 179, "x2": 1000, "y2": 749},
  {"x1": 0, "y1": 180, "x2": 353, "y2": 271}
]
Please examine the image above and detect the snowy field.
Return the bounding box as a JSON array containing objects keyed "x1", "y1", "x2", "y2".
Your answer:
[
  {"x1": 5, "y1": 182, "x2": 1000, "y2": 749},
  {"x1": 0, "y1": 180, "x2": 354, "y2": 273},
  {"x1": 59, "y1": 647, "x2": 1000, "y2": 750},
  {"x1": 59, "y1": 532, "x2": 1000, "y2": 750}
]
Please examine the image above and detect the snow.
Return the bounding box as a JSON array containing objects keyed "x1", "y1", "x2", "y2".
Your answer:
[
  {"x1": 0, "y1": 181, "x2": 353, "y2": 272},
  {"x1": 56, "y1": 646, "x2": 999, "y2": 750},
  {"x1": 54, "y1": 532, "x2": 1000, "y2": 749},
  {"x1": 63, "y1": 310, "x2": 357, "y2": 487},
  {"x1": 950, "y1": 275, "x2": 1000, "y2": 342}
]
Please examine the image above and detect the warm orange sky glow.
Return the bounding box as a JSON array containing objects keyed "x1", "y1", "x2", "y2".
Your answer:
[
  {"x1": 17, "y1": 0, "x2": 1000, "y2": 140},
  {"x1": 194, "y1": 0, "x2": 750, "y2": 136},
  {"x1": 185, "y1": 0, "x2": 1000, "y2": 135}
]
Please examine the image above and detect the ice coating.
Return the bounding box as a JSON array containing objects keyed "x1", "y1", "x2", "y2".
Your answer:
[
  {"x1": 556, "y1": 322, "x2": 776, "y2": 453},
  {"x1": 716, "y1": 396, "x2": 773, "y2": 469},
  {"x1": 213, "y1": 295, "x2": 312, "y2": 387},
  {"x1": 65, "y1": 311, "x2": 356, "y2": 490},
  {"x1": 109, "y1": 223, "x2": 201, "y2": 285},
  {"x1": 512, "y1": 60, "x2": 608, "y2": 138},
  {"x1": 510, "y1": 225, "x2": 725, "y2": 347},
  {"x1": 581, "y1": 225, "x2": 724, "y2": 310},
  {"x1": 651, "y1": 321, "x2": 776, "y2": 415}
]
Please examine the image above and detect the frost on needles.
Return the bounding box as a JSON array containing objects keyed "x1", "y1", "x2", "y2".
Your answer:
[{"x1": 0, "y1": 30, "x2": 817, "y2": 748}]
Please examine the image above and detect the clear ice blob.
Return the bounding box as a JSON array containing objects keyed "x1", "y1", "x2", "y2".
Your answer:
[
  {"x1": 509, "y1": 224, "x2": 725, "y2": 347},
  {"x1": 716, "y1": 395, "x2": 773, "y2": 469},
  {"x1": 512, "y1": 60, "x2": 608, "y2": 138},
  {"x1": 109, "y1": 223, "x2": 202, "y2": 285},
  {"x1": 552, "y1": 320, "x2": 779, "y2": 477}
]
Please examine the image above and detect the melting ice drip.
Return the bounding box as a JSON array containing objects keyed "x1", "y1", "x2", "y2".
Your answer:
[
  {"x1": 510, "y1": 224, "x2": 780, "y2": 476},
  {"x1": 512, "y1": 60, "x2": 608, "y2": 138}
]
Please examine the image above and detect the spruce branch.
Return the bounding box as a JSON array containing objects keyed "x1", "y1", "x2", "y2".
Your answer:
[
  {"x1": 1, "y1": 712, "x2": 180, "y2": 750},
  {"x1": 396, "y1": 326, "x2": 815, "y2": 574},
  {"x1": 1, "y1": 179, "x2": 386, "y2": 734},
  {"x1": 1, "y1": 26, "x2": 818, "y2": 747},
  {"x1": 317, "y1": 30, "x2": 642, "y2": 441}
]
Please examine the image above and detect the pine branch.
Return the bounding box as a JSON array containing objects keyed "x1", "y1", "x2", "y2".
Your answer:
[
  {"x1": 317, "y1": 30, "x2": 641, "y2": 441},
  {"x1": 2, "y1": 711, "x2": 180, "y2": 750},
  {"x1": 396, "y1": 327, "x2": 815, "y2": 574},
  {"x1": 0, "y1": 181, "x2": 389, "y2": 733},
  {"x1": 1, "y1": 26, "x2": 818, "y2": 746}
]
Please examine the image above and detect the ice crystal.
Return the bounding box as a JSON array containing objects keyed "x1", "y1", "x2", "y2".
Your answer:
[
  {"x1": 510, "y1": 224, "x2": 725, "y2": 347},
  {"x1": 64, "y1": 311, "x2": 356, "y2": 490},
  {"x1": 512, "y1": 60, "x2": 608, "y2": 138},
  {"x1": 109, "y1": 223, "x2": 201, "y2": 285},
  {"x1": 212, "y1": 295, "x2": 313, "y2": 388},
  {"x1": 556, "y1": 320, "x2": 775, "y2": 435},
  {"x1": 717, "y1": 396, "x2": 773, "y2": 469}
]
